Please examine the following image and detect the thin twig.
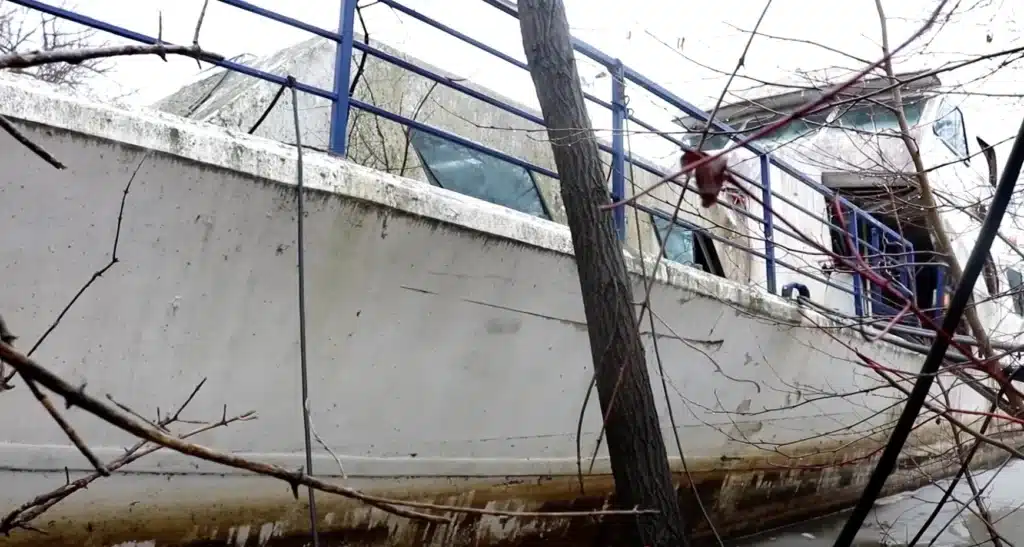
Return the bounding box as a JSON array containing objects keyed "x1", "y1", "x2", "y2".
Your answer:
[
  {"x1": 192, "y1": 0, "x2": 210, "y2": 50},
  {"x1": 0, "y1": 379, "x2": 255, "y2": 534},
  {"x1": 20, "y1": 374, "x2": 108, "y2": 476},
  {"x1": 2, "y1": 156, "x2": 146, "y2": 477},
  {"x1": 27, "y1": 154, "x2": 145, "y2": 356},
  {"x1": 0, "y1": 114, "x2": 65, "y2": 169}
]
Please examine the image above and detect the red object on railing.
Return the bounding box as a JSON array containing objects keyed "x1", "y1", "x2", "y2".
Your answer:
[{"x1": 681, "y1": 149, "x2": 731, "y2": 208}]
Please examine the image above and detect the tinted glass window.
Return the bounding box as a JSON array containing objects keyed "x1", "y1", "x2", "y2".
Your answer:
[
  {"x1": 409, "y1": 129, "x2": 549, "y2": 219},
  {"x1": 834, "y1": 100, "x2": 925, "y2": 132}
]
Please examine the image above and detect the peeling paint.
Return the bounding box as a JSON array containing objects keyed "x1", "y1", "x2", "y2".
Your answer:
[{"x1": 0, "y1": 75, "x2": 1013, "y2": 547}]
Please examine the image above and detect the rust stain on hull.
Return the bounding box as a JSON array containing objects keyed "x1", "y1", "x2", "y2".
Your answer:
[{"x1": 3, "y1": 427, "x2": 1021, "y2": 547}]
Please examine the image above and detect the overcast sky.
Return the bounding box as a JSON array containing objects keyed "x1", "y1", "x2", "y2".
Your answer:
[{"x1": 34, "y1": 0, "x2": 1024, "y2": 163}]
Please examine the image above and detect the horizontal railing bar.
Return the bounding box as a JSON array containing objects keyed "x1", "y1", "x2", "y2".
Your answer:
[
  {"x1": 371, "y1": 0, "x2": 614, "y2": 111},
  {"x1": 474, "y1": 0, "x2": 907, "y2": 244},
  {"x1": 10, "y1": 0, "x2": 928, "y2": 319},
  {"x1": 215, "y1": 0, "x2": 902, "y2": 253},
  {"x1": 6, "y1": 0, "x2": 337, "y2": 101}
]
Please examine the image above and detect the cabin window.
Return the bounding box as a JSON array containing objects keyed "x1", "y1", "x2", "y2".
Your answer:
[
  {"x1": 933, "y1": 107, "x2": 969, "y2": 161},
  {"x1": 408, "y1": 128, "x2": 551, "y2": 220},
  {"x1": 679, "y1": 111, "x2": 831, "y2": 151},
  {"x1": 679, "y1": 125, "x2": 733, "y2": 151},
  {"x1": 650, "y1": 214, "x2": 725, "y2": 277},
  {"x1": 1008, "y1": 268, "x2": 1024, "y2": 316},
  {"x1": 834, "y1": 100, "x2": 925, "y2": 133},
  {"x1": 744, "y1": 111, "x2": 833, "y2": 147}
]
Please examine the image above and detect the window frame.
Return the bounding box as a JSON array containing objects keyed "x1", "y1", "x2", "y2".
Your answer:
[
  {"x1": 832, "y1": 98, "x2": 927, "y2": 134},
  {"x1": 741, "y1": 109, "x2": 834, "y2": 147},
  {"x1": 932, "y1": 105, "x2": 971, "y2": 166},
  {"x1": 407, "y1": 127, "x2": 553, "y2": 221},
  {"x1": 648, "y1": 212, "x2": 725, "y2": 277},
  {"x1": 1007, "y1": 268, "x2": 1024, "y2": 316}
]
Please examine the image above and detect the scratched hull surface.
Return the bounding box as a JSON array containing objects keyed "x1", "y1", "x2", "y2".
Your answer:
[
  {"x1": 0, "y1": 78, "x2": 1009, "y2": 545},
  {"x1": 2, "y1": 433, "x2": 1021, "y2": 547}
]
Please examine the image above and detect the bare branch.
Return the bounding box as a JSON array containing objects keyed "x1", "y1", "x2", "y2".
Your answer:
[
  {"x1": 0, "y1": 43, "x2": 223, "y2": 71},
  {"x1": 0, "y1": 380, "x2": 255, "y2": 534},
  {"x1": 0, "y1": 341, "x2": 657, "y2": 523},
  {"x1": 0, "y1": 115, "x2": 64, "y2": 168}
]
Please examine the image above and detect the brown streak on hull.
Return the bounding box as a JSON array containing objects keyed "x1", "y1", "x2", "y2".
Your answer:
[{"x1": 2, "y1": 427, "x2": 1020, "y2": 547}]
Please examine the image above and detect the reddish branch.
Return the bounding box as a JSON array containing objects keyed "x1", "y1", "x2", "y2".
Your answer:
[{"x1": 601, "y1": 0, "x2": 947, "y2": 211}]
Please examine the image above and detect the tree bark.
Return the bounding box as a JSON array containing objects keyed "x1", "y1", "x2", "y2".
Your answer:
[{"x1": 517, "y1": 2, "x2": 689, "y2": 546}]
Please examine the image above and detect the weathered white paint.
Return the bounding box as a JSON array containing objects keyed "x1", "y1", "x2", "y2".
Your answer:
[
  {"x1": 0, "y1": 74, "x2": 1008, "y2": 545},
  {"x1": 153, "y1": 34, "x2": 854, "y2": 311}
]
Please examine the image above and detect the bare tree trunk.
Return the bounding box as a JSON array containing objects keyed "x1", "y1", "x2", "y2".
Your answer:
[{"x1": 517, "y1": 2, "x2": 689, "y2": 546}]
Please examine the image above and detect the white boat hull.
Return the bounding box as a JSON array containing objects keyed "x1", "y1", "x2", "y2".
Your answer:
[{"x1": 0, "y1": 78, "x2": 1016, "y2": 546}]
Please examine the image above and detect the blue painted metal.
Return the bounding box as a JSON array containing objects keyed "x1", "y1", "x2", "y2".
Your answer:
[
  {"x1": 476, "y1": 0, "x2": 908, "y2": 246},
  {"x1": 329, "y1": 0, "x2": 357, "y2": 154},
  {"x1": 759, "y1": 154, "x2": 777, "y2": 294},
  {"x1": 6, "y1": 0, "x2": 337, "y2": 101},
  {"x1": 5, "y1": 0, "x2": 555, "y2": 177},
  {"x1": 6, "y1": 0, "x2": 928, "y2": 318},
  {"x1": 868, "y1": 227, "x2": 897, "y2": 317},
  {"x1": 851, "y1": 213, "x2": 865, "y2": 317},
  {"x1": 371, "y1": 0, "x2": 615, "y2": 112},
  {"x1": 610, "y1": 61, "x2": 627, "y2": 241},
  {"x1": 221, "y1": 1, "x2": 547, "y2": 128}
]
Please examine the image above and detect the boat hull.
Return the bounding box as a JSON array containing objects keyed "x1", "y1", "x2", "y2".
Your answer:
[{"x1": 0, "y1": 77, "x2": 1017, "y2": 546}]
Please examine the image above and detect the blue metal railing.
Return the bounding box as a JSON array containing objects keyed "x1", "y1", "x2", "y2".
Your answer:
[{"x1": 7, "y1": 0, "x2": 943, "y2": 321}]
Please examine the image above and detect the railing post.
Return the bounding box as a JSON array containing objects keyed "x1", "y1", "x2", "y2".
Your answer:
[
  {"x1": 851, "y1": 211, "x2": 865, "y2": 317},
  {"x1": 610, "y1": 59, "x2": 626, "y2": 241},
  {"x1": 328, "y1": 0, "x2": 358, "y2": 156},
  {"x1": 870, "y1": 226, "x2": 882, "y2": 315},
  {"x1": 902, "y1": 241, "x2": 915, "y2": 300},
  {"x1": 759, "y1": 154, "x2": 777, "y2": 294}
]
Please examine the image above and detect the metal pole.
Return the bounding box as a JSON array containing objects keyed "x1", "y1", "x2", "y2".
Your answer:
[
  {"x1": 851, "y1": 212, "x2": 864, "y2": 317},
  {"x1": 328, "y1": 0, "x2": 357, "y2": 155},
  {"x1": 610, "y1": 60, "x2": 626, "y2": 241},
  {"x1": 289, "y1": 77, "x2": 320, "y2": 547},
  {"x1": 759, "y1": 154, "x2": 777, "y2": 294}
]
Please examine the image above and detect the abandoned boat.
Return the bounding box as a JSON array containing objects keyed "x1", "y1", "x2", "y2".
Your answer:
[{"x1": 1, "y1": 5, "x2": 1024, "y2": 547}]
